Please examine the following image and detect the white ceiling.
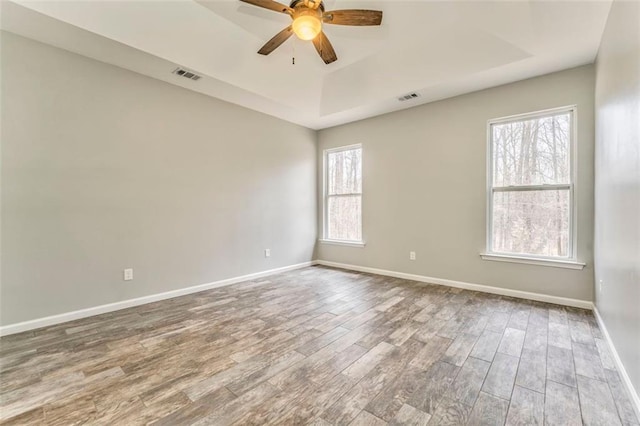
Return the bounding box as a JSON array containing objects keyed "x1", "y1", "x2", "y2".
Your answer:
[{"x1": 1, "y1": 0, "x2": 612, "y2": 129}]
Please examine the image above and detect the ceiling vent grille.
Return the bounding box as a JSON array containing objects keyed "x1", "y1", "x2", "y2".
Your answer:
[
  {"x1": 398, "y1": 92, "x2": 420, "y2": 102},
  {"x1": 172, "y1": 67, "x2": 201, "y2": 81}
]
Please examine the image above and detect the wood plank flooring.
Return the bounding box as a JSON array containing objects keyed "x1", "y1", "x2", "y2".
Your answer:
[{"x1": 1, "y1": 266, "x2": 637, "y2": 425}]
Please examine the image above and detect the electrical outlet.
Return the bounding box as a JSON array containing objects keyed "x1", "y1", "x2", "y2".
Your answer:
[
  {"x1": 123, "y1": 268, "x2": 133, "y2": 281},
  {"x1": 409, "y1": 251, "x2": 416, "y2": 261},
  {"x1": 599, "y1": 280, "x2": 603, "y2": 292},
  {"x1": 265, "y1": 249, "x2": 271, "y2": 258}
]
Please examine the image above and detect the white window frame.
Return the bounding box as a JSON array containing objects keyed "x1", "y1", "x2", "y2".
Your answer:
[
  {"x1": 319, "y1": 144, "x2": 365, "y2": 247},
  {"x1": 481, "y1": 105, "x2": 584, "y2": 269}
]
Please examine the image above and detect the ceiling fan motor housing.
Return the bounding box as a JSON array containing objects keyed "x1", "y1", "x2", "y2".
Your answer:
[
  {"x1": 290, "y1": 0, "x2": 325, "y2": 12},
  {"x1": 293, "y1": 7, "x2": 322, "y2": 21}
]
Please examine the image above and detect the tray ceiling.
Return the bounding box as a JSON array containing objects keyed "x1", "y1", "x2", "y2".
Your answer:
[{"x1": 1, "y1": 0, "x2": 612, "y2": 129}]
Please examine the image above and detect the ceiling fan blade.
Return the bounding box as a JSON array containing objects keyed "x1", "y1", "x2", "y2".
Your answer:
[
  {"x1": 323, "y1": 9, "x2": 383, "y2": 26},
  {"x1": 239, "y1": 0, "x2": 292, "y2": 15},
  {"x1": 312, "y1": 31, "x2": 338, "y2": 64},
  {"x1": 258, "y1": 25, "x2": 294, "y2": 55}
]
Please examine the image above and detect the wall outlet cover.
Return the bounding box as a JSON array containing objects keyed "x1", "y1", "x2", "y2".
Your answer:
[{"x1": 124, "y1": 268, "x2": 133, "y2": 281}]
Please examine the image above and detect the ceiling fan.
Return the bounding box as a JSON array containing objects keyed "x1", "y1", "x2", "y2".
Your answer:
[{"x1": 239, "y1": 0, "x2": 383, "y2": 64}]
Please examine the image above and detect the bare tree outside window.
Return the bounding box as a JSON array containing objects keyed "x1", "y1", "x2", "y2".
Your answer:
[
  {"x1": 489, "y1": 108, "x2": 574, "y2": 258},
  {"x1": 325, "y1": 146, "x2": 362, "y2": 241}
]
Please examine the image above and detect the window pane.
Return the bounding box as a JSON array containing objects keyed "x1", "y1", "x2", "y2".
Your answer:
[
  {"x1": 328, "y1": 148, "x2": 362, "y2": 195},
  {"x1": 492, "y1": 190, "x2": 570, "y2": 257},
  {"x1": 492, "y1": 113, "x2": 570, "y2": 186},
  {"x1": 328, "y1": 195, "x2": 362, "y2": 241}
]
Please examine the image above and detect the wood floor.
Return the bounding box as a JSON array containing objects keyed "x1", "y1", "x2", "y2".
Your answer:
[{"x1": 1, "y1": 266, "x2": 637, "y2": 425}]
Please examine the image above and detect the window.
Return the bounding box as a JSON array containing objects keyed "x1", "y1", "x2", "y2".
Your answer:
[
  {"x1": 486, "y1": 106, "x2": 578, "y2": 264},
  {"x1": 323, "y1": 145, "x2": 363, "y2": 244}
]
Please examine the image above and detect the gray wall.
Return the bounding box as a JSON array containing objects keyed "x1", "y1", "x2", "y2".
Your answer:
[
  {"x1": 0, "y1": 32, "x2": 317, "y2": 326},
  {"x1": 318, "y1": 65, "x2": 595, "y2": 302},
  {"x1": 594, "y1": 0, "x2": 640, "y2": 398}
]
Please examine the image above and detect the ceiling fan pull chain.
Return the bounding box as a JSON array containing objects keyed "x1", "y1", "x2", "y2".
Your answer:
[{"x1": 292, "y1": 37, "x2": 296, "y2": 65}]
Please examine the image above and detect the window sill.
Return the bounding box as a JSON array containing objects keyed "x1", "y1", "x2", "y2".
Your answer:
[
  {"x1": 480, "y1": 253, "x2": 585, "y2": 270},
  {"x1": 319, "y1": 239, "x2": 366, "y2": 248}
]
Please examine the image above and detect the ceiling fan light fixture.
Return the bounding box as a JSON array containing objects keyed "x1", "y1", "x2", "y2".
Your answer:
[
  {"x1": 242, "y1": 0, "x2": 383, "y2": 64},
  {"x1": 292, "y1": 12, "x2": 322, "y2": 40}
]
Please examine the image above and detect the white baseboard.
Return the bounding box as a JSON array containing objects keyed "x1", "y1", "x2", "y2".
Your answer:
[
  {"x1": 0, "y1": 261, "x2": 316, "y2": 337},
  {"x1": 316, "y1": 260, "x2": 593, "y2": 310},
  {"x1": 593, "y1": 307, "x2": 640, "y2": 421}
]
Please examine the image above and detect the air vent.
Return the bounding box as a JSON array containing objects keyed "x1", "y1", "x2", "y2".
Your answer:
[
  {"x1": 398, "y1": 92, "x2": 420, "y2": 102},
  {"x1": 172, "y1": 67, "x2": 201, "y2": 81}
]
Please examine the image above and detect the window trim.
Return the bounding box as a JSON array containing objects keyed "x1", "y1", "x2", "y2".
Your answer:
[
  {"x1": 484, "y1": 105, "x2": 580, "y2": 265},
  {"x1": 322, "y1": 144, "x2": 364, "y2": 245},
  {"x1": 318, "y1": 239, "x2": 366, "y2": 248},
  {"x1": 479, "y1": 253, "x2": 585, "y2": 270}
]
